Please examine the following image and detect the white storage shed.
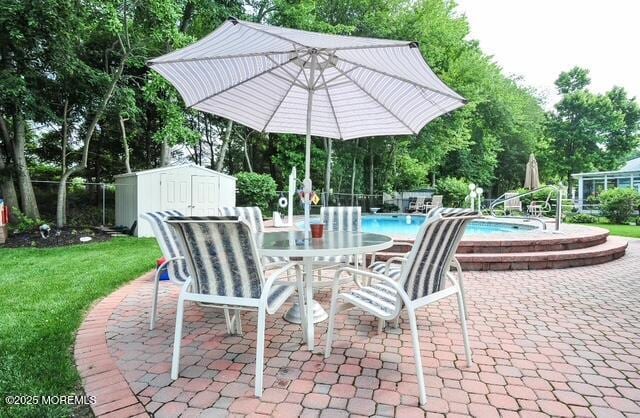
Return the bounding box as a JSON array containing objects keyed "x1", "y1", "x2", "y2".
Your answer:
[{"x1": 114, "y1": 164, "x2": 236, "y2": 237}]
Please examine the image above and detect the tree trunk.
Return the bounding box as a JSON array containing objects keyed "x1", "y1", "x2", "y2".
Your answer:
[
  {"x1": 119, "y1": 115, "x2": 131, "y2": 173},
  {"x1": 324, "y1": 138, "x2": 332, "y2": 204},
  {"x1": 350, "y1": 139, "x2": 359, "y2": 205},
  {"x1": 369, "y1": 144, "x2": 374, "y2": 195},
  {"x1": 0, "y1": 117, "x2": 19, "y2": 221},
  {"x1": 56, "y1": 51, "x2": 127, "y2": 226},
  {"x1": 11, "y1": 114, "x2": 40, "y2": 218},
  {"x1": 215, "y1": 119, "x2": 233, "y2": 172},
  {"x1": 0, "y1": 150, "x2": 19, "y2": 223},
  {"x1": 160, "y1": 139, "x2": 170, "y2": 166},
  {"x1": 243, "y1": 134, "x2": 253, "y2": 173}
]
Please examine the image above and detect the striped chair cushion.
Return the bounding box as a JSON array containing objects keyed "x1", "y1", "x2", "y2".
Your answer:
[
  {"x1": 141, "y1": 211, "x2": 189, "y2": 282},
  {"x1": 266, "y1": 284, "x2": 295, "y2": 313},
  {"x1": 168, "y1": 218, "x2": 264, "y2": 298},
  {"x1": 219, "y1": 206, "x2": 265, "y2": 232},
  {"x1": 321, "y1": 206, "x2": 362, "y2": 232},
  {"x1": 340, "y1": 282, "x2": 398, "y2": 317},
  {"x1": 219, "y1": 206, "x2": 289, "y2": 266},
  {"x1": 369, "y1": 261, "x2": 402, "y2": 279},
  {"x1": 403, "y1": 209, "x2": 475, "y2": 300}
]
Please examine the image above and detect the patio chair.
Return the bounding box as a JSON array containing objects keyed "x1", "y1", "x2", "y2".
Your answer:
[
  {"x1": 408, "y1": 196, "x2": 426, "y2": 212},
  {"x1": 166, "y1": 216, "x2": 305, "y2": 398},
  {"x1": 141, "y1": 211, "x2": 237, "y2": 333},
  {"x1": 503, "y1": 192, "x2": 522, "y2": 213},
  {"x1": 314, "y1": 206, "x2": 363, "y2": 280},
  {"x1": 528, "y1": 192, "x2": 552, "y2": 217},
  {"x1": 218, "y1": 206, "x2": 288, "y2": 268},
  {"x1": 325, "y1": 209, "x2": 478, "y2": 405},
  {"x1": 424, "y1": 195, "x2": 443, "y2": 211}
]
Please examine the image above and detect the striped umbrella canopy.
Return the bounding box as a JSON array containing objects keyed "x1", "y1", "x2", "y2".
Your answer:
[
  {"x1": 524, "y1": 153, "x2": 540, "y2": 190},
  {"x1": 148, "y1": 17, "x2": 466, "y2": 237}
]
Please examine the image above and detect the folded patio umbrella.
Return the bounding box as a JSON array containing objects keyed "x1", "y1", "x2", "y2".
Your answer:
[
  {"x1": 524, "y1": 153, "x2": 540, "y2": 190},
  {"x1": 148, "y1": 17, "x2": 466, "y2": 237}
]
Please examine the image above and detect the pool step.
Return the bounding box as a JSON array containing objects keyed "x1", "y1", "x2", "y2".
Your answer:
[
  {"x1": 370, "y1": 235, "x2": 628, "y2": 271},
  {"x1": 456, "y1": 236, "x2": 628, "y2": 270},
  {"x1": 457, "y1": 230, "x2": 608, "y2": 253}
]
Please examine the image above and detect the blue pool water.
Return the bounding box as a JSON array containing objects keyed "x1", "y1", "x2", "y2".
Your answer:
[
  {"x1": 300, "y1": 215, "x2": 536, "y2": 237},
  {"x1": 361, "y1": 215, "x2": 534, "y2": 237}
]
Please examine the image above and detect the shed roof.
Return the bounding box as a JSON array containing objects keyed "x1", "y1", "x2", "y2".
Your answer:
[{"x1": 114, "y1": 163, "x2": 236, "y2": 180}]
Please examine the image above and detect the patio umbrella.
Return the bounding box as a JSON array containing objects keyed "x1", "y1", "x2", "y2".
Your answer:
[
  {"x1": 524, "y1": 153, "x2": 540, "y2": 190},
  {"x1": 148, "y1": 17, "x2": 466, "y2": 237}
]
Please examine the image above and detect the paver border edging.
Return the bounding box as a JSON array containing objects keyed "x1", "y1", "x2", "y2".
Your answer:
[{"x1": 74, "y1": 272, "x2": 153, "y2": 418}]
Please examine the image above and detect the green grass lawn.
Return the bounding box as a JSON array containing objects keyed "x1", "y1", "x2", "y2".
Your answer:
[
  {"x1": 587, "y1": 223, "x2": 640, "y2": 238},
  {"x1": 0, "y1": 238, "x2": 159, "y2": 418}
]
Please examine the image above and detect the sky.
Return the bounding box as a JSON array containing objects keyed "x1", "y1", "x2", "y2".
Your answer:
[{"x1": 454, "y1": 0, "x2": 640, "y2": 108}]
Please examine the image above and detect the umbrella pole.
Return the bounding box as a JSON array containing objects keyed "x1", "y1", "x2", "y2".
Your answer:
[{"x1": 303, "y1": 52, "x2": 318, "y2": 240}]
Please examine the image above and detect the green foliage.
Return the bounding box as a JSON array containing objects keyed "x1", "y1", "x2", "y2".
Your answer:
[
  {"x1": 566, "y1": 213, "x2": 598, "y2": 224},
  {"x1": 436, "y1": 177, "x2": 469, "y2": 207},
  {"x1": 10, "y1": 208, "x2": 45, "y2": 234},
  {"x1": 599, "y1": 188, "x2": 640, "y2": 224},
  {"x1": 235, "y1": 172, "x2": 278, "y2": 214},
  {"x1": 545, "y1": 67, "x2": 640, "y2": 191}
]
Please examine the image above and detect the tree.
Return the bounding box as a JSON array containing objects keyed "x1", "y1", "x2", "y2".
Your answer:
[{"x1": 545, "y1": 67, "x2": 640, "y2": 193}]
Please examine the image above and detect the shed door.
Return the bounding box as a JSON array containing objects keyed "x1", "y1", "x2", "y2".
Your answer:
[
  {"x1": 160, "y1": 173, "x2": 191, "y2": 214},
  {"x1": 191, "y1": 175, "x2": 219, "y2": 216}
]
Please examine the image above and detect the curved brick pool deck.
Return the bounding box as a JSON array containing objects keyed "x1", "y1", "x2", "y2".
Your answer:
[{"x1": 75, "y1": 239, "x2": 640, "y2": 417}]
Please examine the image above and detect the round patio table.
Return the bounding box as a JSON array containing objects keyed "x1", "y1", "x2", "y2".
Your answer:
[{"x1": 256, "y1": 230, "x2": 393, "y2": 351}]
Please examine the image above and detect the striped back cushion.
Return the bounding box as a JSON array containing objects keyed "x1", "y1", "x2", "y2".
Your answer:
[
  {"x1": 218, "y1": 207, "x2": 264, "y2": 232},
  {"x1": 167, "y1": 217, "x2": 263, "y2": 298},
  {"x1": 141, "y1": 211, "x2": 189, "y2": 282},
  {"x1": 321, "y1": 206, "x2": 361, "y2": 232},
  {"x1": 402, "y1": 209, "x2": 476, "y2": 300},
  {"x1": 428, "y1": 207, "x2": 476, "y2": 218}
]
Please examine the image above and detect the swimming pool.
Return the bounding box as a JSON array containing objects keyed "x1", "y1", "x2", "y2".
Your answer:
[
  {"x1": 361, "y1": 215, "x2": 536, "y2": 236},
  {"x1": 299, "y1": 215, "x2": 537, "y2": 237}
]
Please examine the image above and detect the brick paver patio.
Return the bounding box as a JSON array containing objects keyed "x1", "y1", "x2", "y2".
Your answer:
[{"x1": 76, "y1": 239, "x2": 640, "y2": 417}]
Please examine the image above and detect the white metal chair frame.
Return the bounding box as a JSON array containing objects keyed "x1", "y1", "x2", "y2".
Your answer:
[
  {"x1": 408, "y1": 196, "x2": 426, "y2": 212},
  {"x1": 166, "y1": 217, "x2": 306, "y2": 398},
  {"x1": 503, "y1": 192, "x2": 522, "y2": 213},
  {"x1": 313, "y1": 206, "x2": 364, "y2": 285},
  {"x1": 141, "y1": 211, "x2": 238, "y2": 333},
  {"x1": 528, "y1": 192, "x2": 552, "y2": 217},
  {"x1": 325, "y1": 214, "x2": 477, "y2": 405},
  {"x1": 424, "y1": 194, "x2": 443, "y2": 211}
]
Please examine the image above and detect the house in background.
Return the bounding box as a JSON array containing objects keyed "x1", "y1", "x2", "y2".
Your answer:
[{"x1": 572, "y1": 157, "x2": 640, "y2": 211}]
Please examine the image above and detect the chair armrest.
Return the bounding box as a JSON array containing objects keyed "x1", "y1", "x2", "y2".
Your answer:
[
  {"x1": 384, "y1": 256, "x2": 408, "y2": 275},
  {"x1": 158, "y1": 256, "x2": 186, "y2": 285},
  {"x1": 332, "y1": 266, "x2": 412, "y2": 307},
  {"x1": 261, "y1": 262, "x2": 300, "y2": 302}
]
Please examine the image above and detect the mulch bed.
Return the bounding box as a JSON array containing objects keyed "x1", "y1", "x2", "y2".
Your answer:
[{"x1": 0, "y1": 227, "x2": 113, "y2": 248}]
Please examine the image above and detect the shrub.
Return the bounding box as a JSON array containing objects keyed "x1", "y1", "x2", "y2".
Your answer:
[
  {"x1": 566, "y1": 213, "x2": 598, "y2": 224},
  {"x1": 10, "y1": 207, "x2": 46, "y2": 233},
  {"x1": 599, "y1": 188, "x2": 640, "y2": 224},
  {"x1": 436, "y1": 177, "x2": 469, "y2": 207},
  {"x1": 235, "y1": 172, "x2": 278, "y2": 214}
]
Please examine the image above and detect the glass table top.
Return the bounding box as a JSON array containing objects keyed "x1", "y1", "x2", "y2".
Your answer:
[{"x1": 256, "y1": 230, "x2": 393, "y2": 257}]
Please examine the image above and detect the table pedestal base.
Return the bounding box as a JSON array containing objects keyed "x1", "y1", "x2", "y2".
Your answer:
[{"x1": 284, "y1": 300, "x2": 328, "y2": 324}]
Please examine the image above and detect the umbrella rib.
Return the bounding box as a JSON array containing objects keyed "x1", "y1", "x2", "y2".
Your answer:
[
  {"x1": 262, "y1": 66, "x2": 305, "y2": 132},
  {"x1": 265, "y1": 56, "x2": 308, "y2": 89},
  {"x1": 187, "y1": 52, "x2": 309, "y2": 109},
  {"x1": 148, "y1": 50, "x2": 299, "y2": 65},
  {"x1": 332, "y1": 67, "x2": 416, "y2": 135},
  {"x1": 334, "y1": 55, "x2": 465, "y2": 102},
  {"x1": 320, "y1": 71, "x2": 344, "y2": 139},
  {"x1": 330, "y1": 43, "x2": 414, "y2": 51}
]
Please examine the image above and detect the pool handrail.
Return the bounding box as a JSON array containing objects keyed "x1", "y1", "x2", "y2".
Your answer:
[{"x1": 489, "y1": 185, "x2": 563, "y2": 232}]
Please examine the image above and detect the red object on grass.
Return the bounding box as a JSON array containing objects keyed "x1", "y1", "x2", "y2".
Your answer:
[{"x1": 156, "y1": 257, "x2": 166, "y2": 267}]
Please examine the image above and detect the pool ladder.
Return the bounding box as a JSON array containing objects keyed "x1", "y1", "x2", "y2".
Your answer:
[{"x1": 488, "y1": 185, "x2": 563, "y2": 232}]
